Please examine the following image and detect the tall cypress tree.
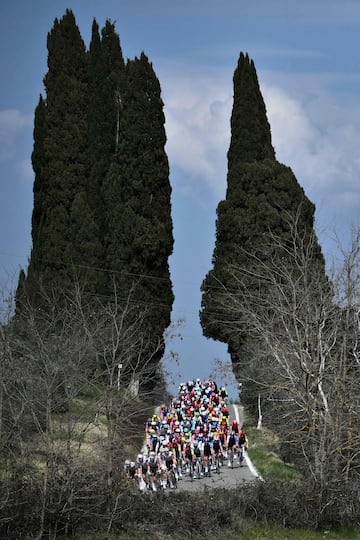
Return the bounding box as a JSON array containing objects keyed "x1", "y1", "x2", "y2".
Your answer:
[
  {"x1": 25, "y1": 95, "x2": 46, "y2": 298},
  {"x1": 86, "y1": 18, "x2": 125, "y2": 293},
  {"x1": 104, "y1": 52, "x2": 174, "y2": 379},
  {"x1": 16, "y1": 13, "x2": 173, "y2": 390},
  {"x1": 24, "y1": 10, "x2": 103, "y2": 295},
  {"x1": 200, "y1": 52, "x2": 325, "y2": 373}
]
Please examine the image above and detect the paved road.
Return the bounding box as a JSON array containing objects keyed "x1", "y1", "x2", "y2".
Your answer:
[{"x1": 175, "y1": 404, "x2": 261, "y2": 493}]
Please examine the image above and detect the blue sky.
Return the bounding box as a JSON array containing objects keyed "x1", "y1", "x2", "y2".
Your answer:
[{"x1": 1, "y1": 1, "x2": 360, "y2": 398}]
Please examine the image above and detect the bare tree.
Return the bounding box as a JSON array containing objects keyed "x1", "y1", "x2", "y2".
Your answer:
[
  {"x1": 210, "y1": 217, "x2": 360, "y2": 500},
  {"x1": 0, "y1": 278, "x2": 172, "y2": 537}
]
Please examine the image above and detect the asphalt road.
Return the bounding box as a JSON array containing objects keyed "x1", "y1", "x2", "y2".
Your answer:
[{"x1": 175, "y1": 404, "x2": 261, "y2": 493}]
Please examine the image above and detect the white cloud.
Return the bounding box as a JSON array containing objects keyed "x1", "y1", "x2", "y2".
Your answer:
[
  {"x1": 0, "y1": 109, "x2": 32, "y2": 161},
  {"x1": 162, "y1": 67, "x2": 232, "y2": 200},
  {"x1": 262, "y1": 81, "x2": 360, "y2": 220},
  {"x1": 162, "y1": 63, "x2": 360, "y2": 238}
]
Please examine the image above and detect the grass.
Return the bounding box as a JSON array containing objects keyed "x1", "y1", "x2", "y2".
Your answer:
[
  {"x1": 244, "y1": 421, "x2": 301, "y2": 481},
  {"x1": 66, "y1": 524, "x2": 360, "y2": 540},
  {"x1": 16, "y1": 399, "x2": 360, "y2": 540}
]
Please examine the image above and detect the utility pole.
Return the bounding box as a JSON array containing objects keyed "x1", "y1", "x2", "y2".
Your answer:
[{"x1": 117, "y1": 363, "x2": 123, "y2": 391}]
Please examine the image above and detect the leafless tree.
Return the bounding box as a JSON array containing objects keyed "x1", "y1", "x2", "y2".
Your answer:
[
  {"x1": 0, "y1": 278, "x2": 172, "y2": 537},
  {"x1": 210, "y1": 216, "x2": 360, "y2": 501}
]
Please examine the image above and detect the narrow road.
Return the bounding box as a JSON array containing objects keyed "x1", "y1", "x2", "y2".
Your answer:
[{"x1": 175, "y1": 404, "x2": 261, "y2": 493}]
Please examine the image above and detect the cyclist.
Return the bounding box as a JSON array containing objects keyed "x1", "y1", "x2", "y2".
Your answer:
[
  {"x1": 164, "y1": 448, "x2": 177, "y2": 489},
  {"x1": 226, "y1": 431, "x2": 238, "y2": 468},
  {"x1": 231, "y1": 419, "x2": 240, "y2": 436},
  {"x1": 193, "y1": 440, "x2": 203, "y2": 479},
  {"x1": 212, "y1": 434, "x2": 224, "y2": 471},
  {"x1": 237, "y1": 429, "x2": 248, "y2": 466},
  {"x1": 147, "y1": 452, "x2": 160, "y2": 491},
  {"x1": 135, "y1": 454, "x2": 148, "y2": 492},
  {"x1": 202, "y1": 436, "x2": 212, "y2": 476},
  {"x1": 183, "y1": 442, "x2": 194, "y2": 477},
  {"x1": 124, "y1": 459, "x2": 136, "y2": 480}
]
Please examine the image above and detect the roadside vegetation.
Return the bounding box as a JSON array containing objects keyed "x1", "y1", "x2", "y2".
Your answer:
[
  {"x1": 244, "y1": 420, "x2": 301, "y2": 481},
  {"x1": 69, "y1": 527, "x2": 360, "y2": 540}
]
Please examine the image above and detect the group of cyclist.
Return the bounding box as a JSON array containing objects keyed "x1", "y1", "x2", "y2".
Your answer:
[{"x1": 124, "y1": 378, "x2": 248, "y2": 492}]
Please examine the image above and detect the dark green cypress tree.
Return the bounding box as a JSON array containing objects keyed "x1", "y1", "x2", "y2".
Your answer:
[
  {"x1": 200, "y1": 52, "x2": 325, "y2": 373},
  {"x1": 87, "y1": 20, "x2": 125, "y2": 237},
  {"x1": 87, "y1": 19, "x2": 106, "y2": 213},
  {"x1": 24, "y1": 95, "x2": 47, "y2": 299},
  {"x1": 227, "y1": 52, "x2": 275, "y2": 164},
  {"x1": 30, "y1": 95, "x2": 47, "y2": 254},
  {"x1": 16, "y1": 14, "x2": 173, "y2": 391},
  {"x1": 24, "y1": 9, "x2": 104, "y2": 294},
  {"x1": 104, "y1": 52, "x2": 174, "y2": 382}
]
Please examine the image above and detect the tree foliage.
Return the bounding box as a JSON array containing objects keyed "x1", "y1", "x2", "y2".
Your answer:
[
  {"x1": 200, "y1": 52, "x2": 325, "y2": 372},
  {"x1": 210, "y1": 219, "x2": 360, "y2": 498},
  {"x1": 104, "y1": 52, "x2": 174, "y2": 382},
  {"x1": 16, "y1": 11, "x2": 173, "y2": 387}
]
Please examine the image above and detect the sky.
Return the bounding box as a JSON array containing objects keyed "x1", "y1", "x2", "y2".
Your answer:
[{"x1": 1, "y1": 0, "x2": 360, "y2": 399}]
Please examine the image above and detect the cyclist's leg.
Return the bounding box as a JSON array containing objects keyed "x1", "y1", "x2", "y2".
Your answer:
[
  {"x1": 177, "y1": 456, "x2": 183, "y2": 479},
  {"x1": 203, "y1": 454, "x2": 209, "y2": 475},
  {"x1": 238, "y1": 444, "x2": 244, "y2": 465},
  {"x1": 227, "y1": 446, "x2": 232, "y2": 467},
  {"x1": 196, "y1": 457, "x2": 202, "y2": 478},
  {"x1": 160, "y1": 465, "x2": 167, "y2": 489},
  {"x1": 136, "y1": 472, "x2": 147, "y2": 492},
  {"x1": 215, "y1": 452, "x2": 220, "y2": 473},
  {"x1": 148, "y1": 471, "x2": 157, "y2": 492},
  {"x1": 188, "y1": 457, "x2": 194, "y2": 480},
  {"x1": 171, "y1": 466, "x2": 177, "y2": 488}
]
